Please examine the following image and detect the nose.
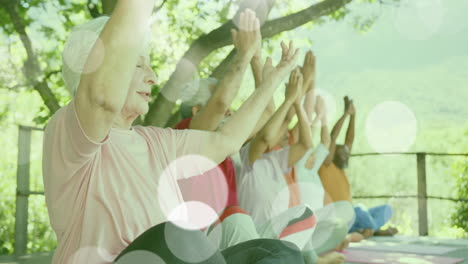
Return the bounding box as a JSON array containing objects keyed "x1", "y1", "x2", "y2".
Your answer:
[{"x1": 144, "y1": 67, "x2": 157, "y2": 85}]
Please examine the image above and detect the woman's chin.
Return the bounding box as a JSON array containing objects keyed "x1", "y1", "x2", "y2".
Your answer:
[{"x1": 138, "y1": 105, "x2": 149, "y2": 116}]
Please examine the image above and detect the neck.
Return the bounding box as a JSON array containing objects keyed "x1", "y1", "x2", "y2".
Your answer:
[{"x1": 113, "y1": 113, "x2": 138, "y2": 130}]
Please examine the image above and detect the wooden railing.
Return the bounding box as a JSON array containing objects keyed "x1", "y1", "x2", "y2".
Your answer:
[
  {"x1": 15, "y1": 126, "x2": 45, "y2": 257},
  {"x1": 351, "y1": 152, "x2": 468, "y2": 236},
  {"x1": 12, "y1": 125, "x2": 468, "y2": 256}
]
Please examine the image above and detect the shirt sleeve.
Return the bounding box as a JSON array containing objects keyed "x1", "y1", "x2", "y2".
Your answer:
[
  {"x1": 239, "y1": 143, "x2": 253, "y2": 171},
  {"x1": 312, "y1": 144, "x2": 330, "y2": 174},
  {"x1": 151, "y1": 127, "x2": 221, "y2": 180},
  {"x1": 43, "y1": 100, "x2": 108, "y2": 181}
]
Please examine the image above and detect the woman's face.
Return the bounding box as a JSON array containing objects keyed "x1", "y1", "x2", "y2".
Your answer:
[{"x1": 120, "y1": 55, "x2": 156, "y2": 117}]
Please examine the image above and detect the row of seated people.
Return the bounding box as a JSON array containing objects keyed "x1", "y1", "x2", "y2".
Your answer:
[
  {"x1": 43, "y1": 6, "x2": 397, "y2": 263},
  {"x1": 174, "y1": 48, "x2": 398, "y2": 264}
]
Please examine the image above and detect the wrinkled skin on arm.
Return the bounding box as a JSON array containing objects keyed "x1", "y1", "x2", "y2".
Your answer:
[{"x1": 190, "y1": 9, "x2": 261, "y2": 132}]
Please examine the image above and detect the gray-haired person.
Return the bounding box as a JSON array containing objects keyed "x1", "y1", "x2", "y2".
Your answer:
[{"x1": 42, "y1": 2, "x2": 303, "y2": 263}]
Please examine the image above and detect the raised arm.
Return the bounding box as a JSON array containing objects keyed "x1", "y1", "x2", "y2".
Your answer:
[
  {"x1": 248, "y1": 68, "x2": 302, "y2": 164},
  {"x1": 201, "y1": 44, "x2": 300, "y2": 165},
  {"x1": 246, "y1": 41, "x2": 297, "y2": 141},
  {"x1": 288, "y1": 88, "x2": 314, "y2": 167},
  {"x1": 75, "y1": 0, "x2": 156, "y2": 142},
  {"x1": 190, "y1": 9, "x2": 260, "y2": 131},
  {"x1": 323, "y1": 96, "x2": 351, "y2": 166},
  {"x1": 302, "y1": 50, "x2": 316, "y2": 120},
  {"x1": 316, "y1": 96, "x2": 331, "y2": 148},
  {"x1": 289, "y1": 50, "x2": 317, "y2": 143},
  {"x1": 345, "y1": 101, "x2": 356, "y2": 151}
]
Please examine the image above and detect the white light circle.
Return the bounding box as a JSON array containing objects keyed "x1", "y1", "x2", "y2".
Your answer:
[
  {"x1": 159, "y1": 59, "x2": 199, "y2": 103},
  {"x1": 63, "y1": 29, "x2": 105, "y2": 75},
  {"x1": 365, "y1": 101, "x2": 417, "y2": 153},
  {"x1": 232, "y1": 0, "x2": 268, "y2": 31},
  {"x1": 393, "y1": 0, "x2": 444, "y2": 41},
  {"x1": 167, "y1": 201, "x2": 219, "y2": 230},
  {"x1": 315, "y1": 88, "x2": 337, "y2": 122},
  {"x1": 158, "y1": 154, "x2": 228, "y2": 229}
]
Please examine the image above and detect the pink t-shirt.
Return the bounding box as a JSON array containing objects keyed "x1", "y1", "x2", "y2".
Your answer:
[{"x1": 42, "y1": 101, "x2": 212, "y2": 264}]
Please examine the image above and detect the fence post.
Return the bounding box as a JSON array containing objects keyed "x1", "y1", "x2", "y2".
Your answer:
[
  {"x1": 15, "y1": 126, "x2": 31, "y2": 256},
  {"x1": 417, "y1": 153, "x2": 428, "y2": 236}
]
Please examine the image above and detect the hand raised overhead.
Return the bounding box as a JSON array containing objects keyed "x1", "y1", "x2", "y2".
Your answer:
[
  {"x1": 278, "y1": 41, "x2": 300, "y2": 72},
  {"x1": 285, "y1": 68, "x2": 303, "y2": 103},
  {"x1": 301, "y1": 50, "x2": 316, "y2": 91},
  {"x1": 315, "y1": 95, "x2": 326, "y2": 120},
  {"x1": 261, "y1": 41, "x2": 300, "y2": 82},
  {"x1": 231, "y1": 9, "x2": 262, "y2": 57},
  {"x1": 344, "y1": 96, "x2": 353, "y2": 115}
]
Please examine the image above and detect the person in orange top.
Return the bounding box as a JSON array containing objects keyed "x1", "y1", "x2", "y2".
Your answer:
[
  {"x1": 319, "y1": 96, "x2": 355, "y2": 205},
  {"x1": 319, "y1": 97, "x2": 398, "y2": 240}
]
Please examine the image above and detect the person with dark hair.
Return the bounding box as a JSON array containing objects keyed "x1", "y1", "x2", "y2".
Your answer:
[{"x1": 319, "y1": 97, "x2": 398, "y2": 241}]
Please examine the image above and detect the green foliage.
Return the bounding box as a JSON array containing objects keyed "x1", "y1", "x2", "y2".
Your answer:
[
  {"x1": 0, "y1": 0, "x2": 461, "y2": 257},
  {"x1": 450, "y1": 147, "x2": 468, "y2": 237}
]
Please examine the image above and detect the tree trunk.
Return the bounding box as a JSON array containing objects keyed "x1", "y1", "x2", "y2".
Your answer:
[
  {"x1": 2, "y1": 1, "x2": 60, "y2": 114},
  {"x1": 144, "y1": 0, "x2": 353, "y2": 127}
]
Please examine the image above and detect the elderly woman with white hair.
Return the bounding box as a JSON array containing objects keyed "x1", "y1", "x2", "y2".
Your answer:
[{"x1": 42, "y1": 1, "x2": 303, "y2": 264}]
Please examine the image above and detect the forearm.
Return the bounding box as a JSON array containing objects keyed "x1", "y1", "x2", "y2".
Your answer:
[
  {"x1": 261, "y1": 99, "x2": 295, "y2": 145},
  {"x1": 217, "y1": 78, "x2": 280, "y2": 153},
  {"x1": 304, "y1": 87, "x2": 315, "y2": 122},
  {"x1": 247, "y1": 100, "x2": 275, "y2": 140},
  {"x1": 321, "y1": 123, "x2": 331, "y2": 148},
  {"x1": 330, "y1": 113, "x2": 348, "y2": 142},
  {"x1": 83, "y1": 0, "x2": 155, "y2": 111},
  {"x1": 251, "y1": 55, "x2": 263, "y2": 88},
  {"x1": 345, "y1": 114, "x2": 355, "y2": 149},
  {"x1": 294, "y1": 104, "x2": 313, "y2": 149},
  {"x1": 191, "y1": 53, "x2": 251, "y2": 131},
  {"x1": 212, "y1": 53, "x2": 252, "y2": 108}
]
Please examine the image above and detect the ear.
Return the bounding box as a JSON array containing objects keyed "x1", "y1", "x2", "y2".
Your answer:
[{"x1": 192, "y1": 106, "x2": 200, "y2": 116}]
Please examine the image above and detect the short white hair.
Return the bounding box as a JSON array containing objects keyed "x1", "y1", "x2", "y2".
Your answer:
[
  {"x1": 62, "y1": 16, "x2": 151, "y2": 96},
  {"x1": 62, "y1": 16, "x2": 109, "y2": 96},
  {"x1": 180, "y1": 78, "x2": 218, "y2": 119}
]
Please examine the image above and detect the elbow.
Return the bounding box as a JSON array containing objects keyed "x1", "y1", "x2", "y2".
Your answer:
[
  {"x1": 263, "y1": 132, "x2": 276, "y2": 147},
  {"x1": 214, "y1": 97, "x2": 230, "y2": 114},
  {"x1": 302, "y1": 140, "x2": 313, "y2": 150}
]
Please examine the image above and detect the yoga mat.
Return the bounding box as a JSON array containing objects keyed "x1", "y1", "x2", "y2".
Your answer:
[
  {"x1": 369, "y1": 236, "x2": 420, "y2": 243},
  {"x1": 343, "y1": 249, "x2": 464, "y2": 264},
  {"x1": 350, "y1": 241, "x2": 458, "y2": 255}
]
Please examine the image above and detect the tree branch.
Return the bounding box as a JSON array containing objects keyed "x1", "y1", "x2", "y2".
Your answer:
[
  {"x1": 2, "y1": 1, "x2": 60, "y2": 114},
  {"x1": 210, "y1": 49, "x2": 236, "y2": 80},
  {"x1": 154, "y1": 0, "x2": 168, "y2": 13},
  {"x1": 87, "y1": 0, "x2": 101, "y2": 18},
  {"x1": 144, "y1": 0, "x2": 354, "y2": 127}
]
